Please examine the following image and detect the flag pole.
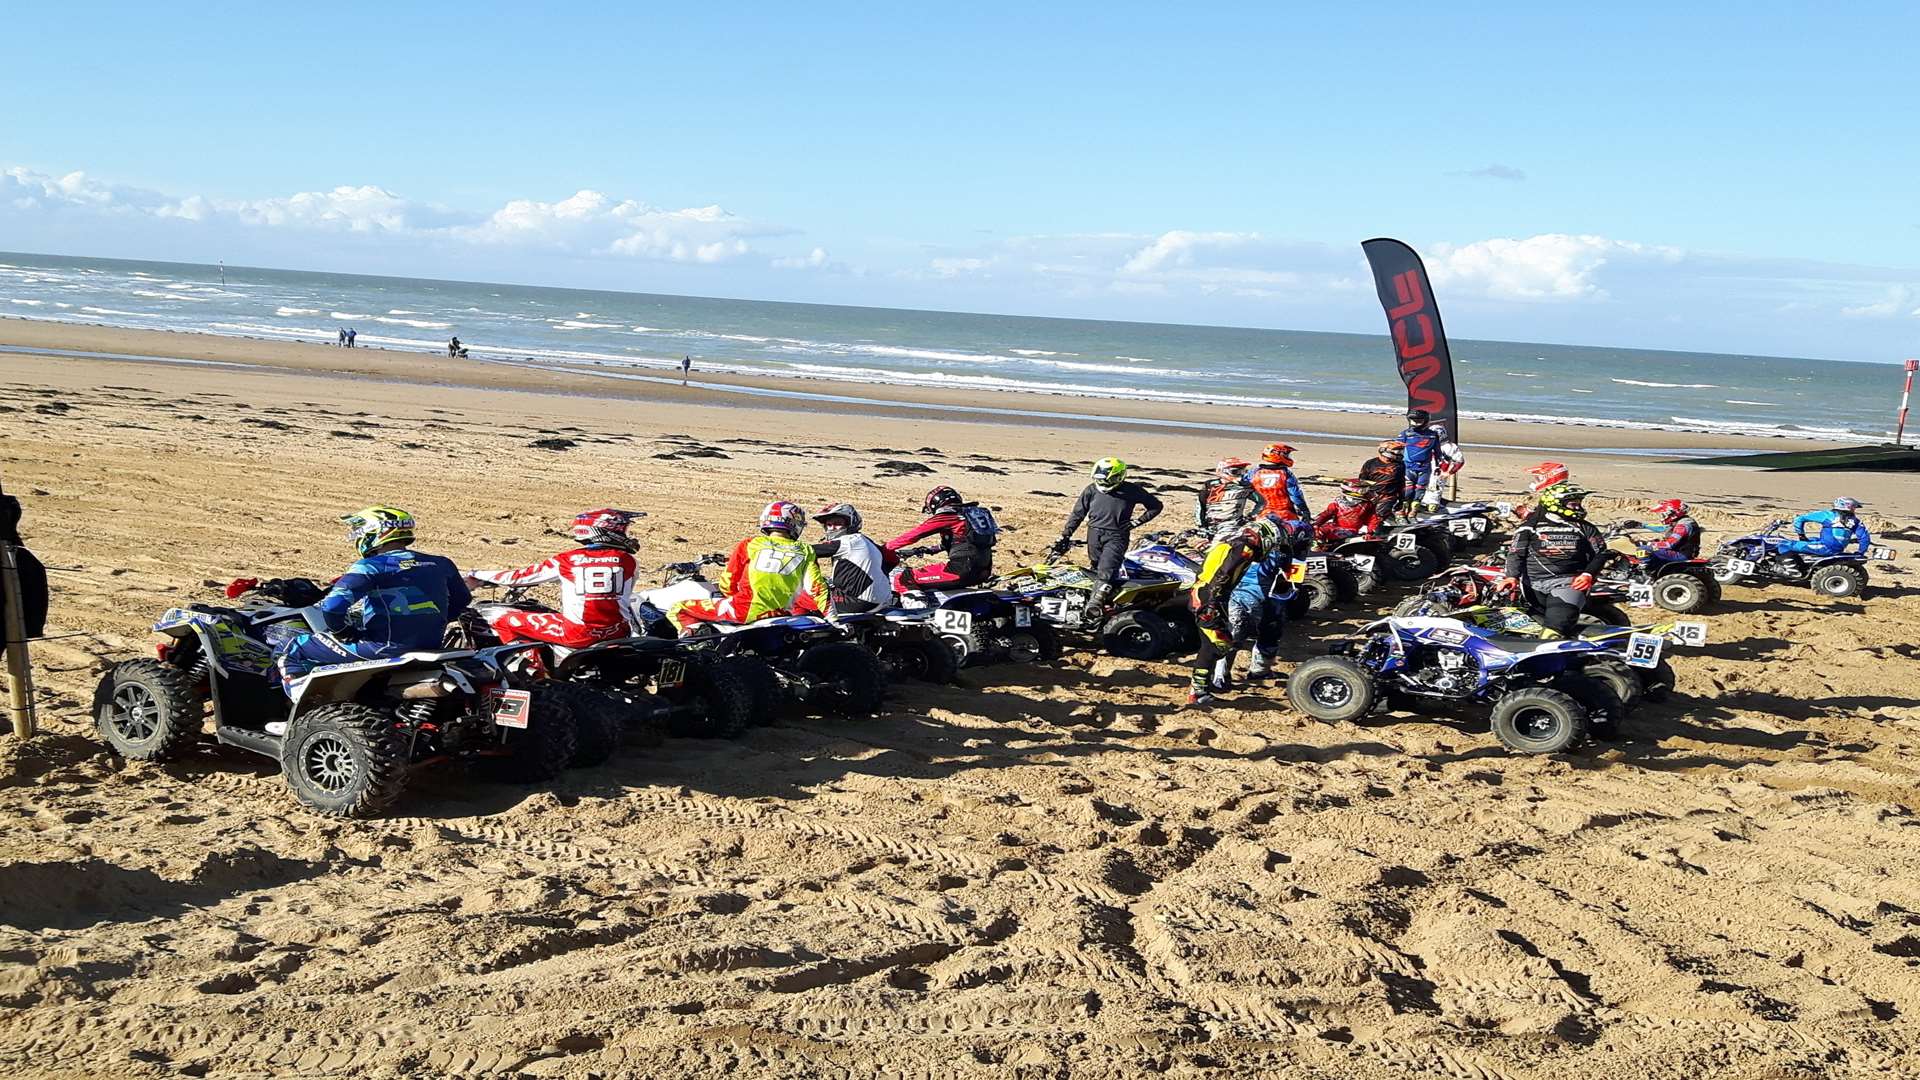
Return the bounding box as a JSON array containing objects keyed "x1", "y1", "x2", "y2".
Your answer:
[{"x1": 1897, "y1": 359, "x2": 1916, "y2": 447}]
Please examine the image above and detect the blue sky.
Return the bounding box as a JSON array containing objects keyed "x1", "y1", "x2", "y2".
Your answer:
[{"x1": 3, "y1": 4, "x2": 1918, "y2": 361}]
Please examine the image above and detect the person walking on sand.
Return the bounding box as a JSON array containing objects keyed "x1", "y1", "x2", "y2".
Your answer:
[
  {"x1": 448, "y1": 336, "x2": 461, "y2": 358},
  {"x1": 337, "y1": 327, "x2": 347, "y2": 348},
  {"x1": 347, "y1": 327, "x2": 357, "y2": 348},
  {"x1": 681, "y1": 355, "x2": 692, "y2": 385}
]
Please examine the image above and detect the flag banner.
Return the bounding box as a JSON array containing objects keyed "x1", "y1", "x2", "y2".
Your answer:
[{"x1": 1362, "y1": 238, "x2": 1460, "y2": 441}]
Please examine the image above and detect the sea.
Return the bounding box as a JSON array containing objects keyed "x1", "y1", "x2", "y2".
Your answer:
[{"x1": 0, "y1": 251, "x2": 1899, "y2": 444}]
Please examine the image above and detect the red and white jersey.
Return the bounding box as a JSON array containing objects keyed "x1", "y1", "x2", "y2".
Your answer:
[{"x1": 471, "y1": 545, "x2": 642, "y2": 639}]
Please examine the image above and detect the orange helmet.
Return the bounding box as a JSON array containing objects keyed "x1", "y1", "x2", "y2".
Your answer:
[
  {"x1": 1376, "y1": 440, "x2": 1404, "y2": 460},
  {"x1": 1260, "y1": 443, "x2": 1296, "y2": 467},
  {"x1": 1215, "y1": 457, "x2": 1251, "y2": 481},
  {"x1": 1526, "y1": 461, "x2": 1569, "y2": 494}
]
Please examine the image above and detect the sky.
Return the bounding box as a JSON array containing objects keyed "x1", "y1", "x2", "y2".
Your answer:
[{"x1": 3, "y1": 3, "x2": 1918, "y2": 362}]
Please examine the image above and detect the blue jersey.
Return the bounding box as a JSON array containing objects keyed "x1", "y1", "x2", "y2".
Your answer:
[
  {"x1": 1790, "y1": 510, "x2": 1870, "y2": 556},
  {"x1": 1230, "y1": 549, "x2": 1291, "y2": 609},
  {"x1": 1399, "y1": 423, "x2": 1447, "y2": 495},
  {"x1": 314, "y1": 549, "x2": 470, "y2": 651}
]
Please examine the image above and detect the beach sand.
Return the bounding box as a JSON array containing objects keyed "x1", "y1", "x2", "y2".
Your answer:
[{"x1": 2, "y1": 322, "x2": 1918, "y2": 1078}]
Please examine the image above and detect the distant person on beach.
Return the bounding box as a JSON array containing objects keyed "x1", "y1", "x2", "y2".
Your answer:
[
  {"x1": 448, "y1": 336, "x2": 461, "y2": 358},
  {"x1": 347, "y1": 328, "x2": 357, "y2": 348},
  {"x1": 681, "y1": 355, "x2": 692, "y2": 384},
  {"x1": 337, "y1": 328, "x2": 347, "y2": 347}
]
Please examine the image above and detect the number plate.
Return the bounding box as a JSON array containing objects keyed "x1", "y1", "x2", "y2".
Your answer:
[
  {"x1": 1349, "y1": 555, "x2": 1376, "y2": 572},
  {"x1": 1305, "y1": 555, "x2": 1329, "y2": 576},
  {"x1": 1624, "y1": 632, "x2": 1665, "y2": 669},
  {"x1": 1285, "y1": 561, "x2": 1307, "y2": 583},
  {"x1": 1627, "y1": 582, "x2": 1655, "y2": 607},
  {"x1": 656, "y1": 659, "x2": 686, "y2": 690},
  {"x1": 932, "y1": 609, "x2": 974, "y2": 635},
  {"x1": 1038, "y1": 594, "x2": 1085, "y2": 621},
  {"x1": 1726, "y1": 558, "x2": 1757, "y2": 576},
  {"x1": 1469, "y1": 518, "x2": 1488, "y2": 537},
  {"x1": 1448, "y1": 519, "x2": 1473, "y2": 536},
  {"x1": 1868, "y1": 545, "x2": 1895, "y2": 561},
  {"x1": 491, "y1": 688, "x2": 532, "y2": 729},
  {"x1": 1495, "y1": 501, "x2": 1515, "y2": 514},
  {"x1": 1392, "y1": 532, "x2": 1418, "y2": 553},
  {"x1": 1671, "y1": 621, "x2": 1708, "y2": 646},
  {"x1": 1013, "y1": 606, "x2": 1032, "y2": 627}
]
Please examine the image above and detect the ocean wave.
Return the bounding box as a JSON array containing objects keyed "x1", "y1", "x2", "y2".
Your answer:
[
  {"x1": 1612, "y1": 378, "x2": 1717, "y2": 389},
  {"x1": 373, "y1": 316, "x2": 452, "y2": 329},
  {"x1": 1009, "y1": 348, "x2": 1066, "y2": 357},
  {"x1": 1670, "y1": 416, "x2": 1863, "y2": 440},
  {"x1": 276, "y1": 306, "x2": 323, "y2": 317},
  {"x1": 1725, "y1": 399, "x2": 1779, "y2": 406},
  {"x1": 1114, "y1": 356, "x2": 1160, "y2": 363},
  {"x1": 7, "y1": 299, "x2": 44, "y2": 306},
  {"x1": 554, "y1": 320, "x2": 621, "y2": 330},
  {"x1": 330, "y1": 311, "x2": 369, "y2": 320},
  {"x1": 1504, "y1": 372, "x2": 1540, "y2": 377},
  {"x1": 1032, "y1": 359, "x2": 1205, "y2": 378},
  {"x1": 80, "y1": 306, "x2": 157, "y2": 317},
  {"x1": 388, "y1": 309, "x2": 424, "y2": 315},
  {"x1": 130, "y1": 289, "x2": 210, "y2": 301}
]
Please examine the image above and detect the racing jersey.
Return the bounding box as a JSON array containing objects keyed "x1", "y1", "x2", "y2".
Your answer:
[
  {"x1": 718, "y1": 533, "x2": 827, "y2": 621},
  {"x1": 1189, "y1": 529, "x2": 1266, "y2": 629},
  {"x1": 813, "y1": 533, "x2": 894, "y2": 610},
  {"x1": 470, "y1": 545, "x2": 642, "y2": 639},
  {"x1": 314, "y1": 548, "x2": 470, "y2": 650},
  {"x1": 1314, "y1": 497, "x2": 1382, "y2": 542},
  {"x1": 1195, "y1": 476, "x2": 1260, "y2": 531},
  {"x1": 1249, "y1": 466, "x2": 1308, "y2": 522},
  {"x1": 1645, "y1": 516, "x2": 1702, "y2": 558},
  {"x1": 1060, "y1": 482, "x2": 1163, "y2": 538},
  {"x1": 888, "y1": 504, "x2": 997, "y2": 566},
  {"x1": 1790, "y1": 510, "x2": 1871, "y2": 555},
  {"x1": 1504, "y1": 511, "x2": 1610, "y2": 584}
]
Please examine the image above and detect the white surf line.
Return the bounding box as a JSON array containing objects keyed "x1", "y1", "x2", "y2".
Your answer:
[{"x1": 0, "y1": 343, "x2": 261, "y2": 370}]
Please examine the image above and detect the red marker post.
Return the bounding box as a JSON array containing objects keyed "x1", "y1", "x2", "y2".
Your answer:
[{"x1": 1899, "y1": 358, "x2": 1918, "y2": 446}]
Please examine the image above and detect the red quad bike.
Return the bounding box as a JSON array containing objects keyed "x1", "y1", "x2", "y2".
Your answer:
[{"x1": 1593, "y1": 521, "x2": 1722, "y2": 615}]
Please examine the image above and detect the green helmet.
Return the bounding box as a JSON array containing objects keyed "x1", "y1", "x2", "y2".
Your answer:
[
  {"x1": 1250, "y1": 513, "x2": 1287, "y2": 551},
  {"x1": 1091, "y1": 457, "x2": 1128, "y2": 491},
  {"x1": 1537, "y1": 484, "x2": 1591, "y2": 520},
  {"x1": 342, "y1": 505, "x2": 416, "y2": 556}
]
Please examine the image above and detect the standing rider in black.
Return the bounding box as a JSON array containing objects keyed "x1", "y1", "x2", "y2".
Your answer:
[
  {"x1": 1498, "y1": 485, "x2": 1611, "y2": 637},
  {"x1": 1050, "y1": 458, "x2": 1163, "y2": 627}
]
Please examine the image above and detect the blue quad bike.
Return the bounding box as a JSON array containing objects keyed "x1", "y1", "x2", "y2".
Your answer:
[
  {"x1": 1710, "y1": 520, "x2": 1895, "y2": 600},
  {"x1": 1289, "y1": 613, "x2": 1663, "y2": 754},
  {"x1": 93, "y1": 577, "x2": 577, "y2": 817}
]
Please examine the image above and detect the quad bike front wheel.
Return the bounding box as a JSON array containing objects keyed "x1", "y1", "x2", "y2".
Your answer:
[
  {"x1": 543, "y1": 683, "x2": 624, "y2": 767},
  {"x1": 1489, "y1": 687, "x2": 1585, "y2": 755},
  {"x1": 94, "y1": 659, "x2": 203, "y2": 762},
  {"x1": 1000, "y1": 624, "x2": 1060, "y2": 665},
  {"x1": 1286, "y1": 656, "x2": 1376, "y2": 723},
  {"x1": 1100, "y1": 610, "x2": 1178, "y2": 660},
  {"x1": 1809, "y1": 563, "x2": 1866, "y2": 599},
  {"x1": 878, "y1": 635, "x2": 960, "y2": 685},
  {"x1": 664, "y1": 657, "x2": 759, "y2": 737},
  {"x1": 279, "y1": 703, "x2": 411, "y2": 817},
  {"x1": 1652, "y1": 573, "x2": 1710, "y2": 613}
]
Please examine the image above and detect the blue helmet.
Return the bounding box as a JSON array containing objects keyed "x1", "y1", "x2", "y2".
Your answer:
[{"x1": 1833, "y1": 497, "x2": 1862, "y2": 513}]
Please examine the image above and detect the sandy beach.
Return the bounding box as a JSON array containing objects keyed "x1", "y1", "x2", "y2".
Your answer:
[{"x1": 3, "y1": 320, "x2": 1919, "y2": 1078}]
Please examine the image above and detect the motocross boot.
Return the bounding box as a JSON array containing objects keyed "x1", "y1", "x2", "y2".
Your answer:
[
  {"x1": 1186, "y1": 669, "x2": 1214, "y2": 708},
  {"x1": 1246, "y1": 647, "x2": 1279, "y2": 682},
  {"x1": 1081, "y1": 581, "x2": 1114, "y2": 630}
]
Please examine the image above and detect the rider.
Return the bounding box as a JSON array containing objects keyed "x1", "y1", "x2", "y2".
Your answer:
[
  {"x1": 1195, "y1": 457, "x2": 1259, "y2": 534},
  {"x1": 887, "y1": 485, "x2": 999, "y2": 590},
  {"x1": 1506, "y1": 462, "x2": 1571, "y2": 522},
  {"x1": 1187, "y1": 514, "x2": 1288, "y2": 706},
  {"x1": 1639, "y1": 499, "x2": 1702, "y2": 563},
  {"x1": 673, "y1": 501, "x2": 826, "y2": 630},
  {"x1": 1313, "y1": 479, "x2": 1384, "y2": 545},
  {"x1": 465, "y1": 508, "x2": 645, "y2": 646},
  {"x1": 1399, "y1": 409, "x2": 1464, "y2": 511},
  {"x1": 1249, "y1": 443, "x2": 1309, "y2": 528},
  {"x1": 1498, "y1": 485, "x2": 1610, "y2": 637},
  {"x1": 1772, "y1": 498, "x2": 1871, "y2": 565},
  {"x1": 811, "y1": 502, "x2": 894, "y2": 614},
  {"x1": 274, "y1": 506, "x2": 470, "y2": 692},
  {"x1": 1049, "y1": 458, "x2": 1163, "y2": 623},
  {"x1": 1356, "y1": 440, "x2": 1404, "y2": 518}
]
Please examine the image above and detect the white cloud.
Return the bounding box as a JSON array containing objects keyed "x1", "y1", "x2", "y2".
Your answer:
[
  {"x1": 772, "y1": 246, "x2": 830, "y2": 270},
  {"x1": 2, "y1": 164, "x2": 774, "y2": 264},
  {"x1": 1120, "y1": 230, "x2": 1261, "y2": 274},
  {"x1": 1839, "y1": 284, "x2": 1920, "y2": 318},
  {"x1": 928, "y1": 256, "x2": 995, "y2": 277},
  {"x1": 1425, "y1": 233, "x2": 1681, "y2": 301}
]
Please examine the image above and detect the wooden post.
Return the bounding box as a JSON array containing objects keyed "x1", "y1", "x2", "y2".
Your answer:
[{"x1": 0, "y1": 539, "x2": 35, "y2": 738}]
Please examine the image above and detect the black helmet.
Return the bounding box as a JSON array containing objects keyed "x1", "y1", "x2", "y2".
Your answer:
[
  {"x1": 922, "y1": 485, "x2": 963, "y2": 515},
  {"x1": 1406, "y1": 408, "x2": 1430, "y2": 426},
  {"x1": 812, "y1": 501, "x2": 862, "y2": 537}
]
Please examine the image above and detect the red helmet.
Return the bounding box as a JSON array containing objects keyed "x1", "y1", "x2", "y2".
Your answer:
[
  {"x1": 922, "y1": 485, "x2": 963, "y2": 515},
  {"x1": 759, "y1": 500, "x2": 805, "y2": 538},
  {"x1": 1260, "y1": 442, "x2": 1296, "y2": 467},
  {"x1": 1651, "y1": 498, "x2": 1689, "y2": 524},
  {"x1": 572, "y1": 508, "x2": 639, "y2": 551},
  {"x1": 1215, "y1": 457, "x2": 1251, "y2": 481},
  {"x1": 1526, "y1": 462, "x2": 1569, "y2": 494}
]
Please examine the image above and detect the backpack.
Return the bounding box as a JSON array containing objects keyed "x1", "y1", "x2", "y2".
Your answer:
[{"x1": 959, "y1": 504, "x2": 999, "y2": 548}]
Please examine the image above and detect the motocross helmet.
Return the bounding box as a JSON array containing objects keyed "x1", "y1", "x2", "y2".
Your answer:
[
  {"x1": 1215, "y1": 457, "x2": 1251, "y2": 482},
  {"x1": 811, "y1": 501, "x2": 862, "y2": 537},
  {"x1": 760, "y1": 500, "x2": 806, "y2": 538},
  {"x1": 1250, "y1": 513, "x2": 1287, "y2": 551},
  {"x1": 1260, "y1": 442, "x2": 1295, "y2": 467},
  {"x1": 1339, "y1": 478, "x2": 1368, "y2": 501},
  {"x1": 922, "y1": 485, "x2": 963, "y2": 516},
  {"x1": 1527, "y1": 462, "x2": 1570, "y2": 494},
  {"x1": 1537, "y1": 484, "x2": 1591, "y2": 520},
  {"x1": 572, "y1": 508, "x2": 639, "y2": 552},
  {"x1": 1376, "y1": 439, "x2": 1404, "y2": 460},
  {"x1": 342, "y1": 506, "x2": 415, "y2": 556},
  {"x1": 1650, "y1": 498, "x2": 1688, "y2": 524},
  {"x1": 1406, "y1": 408, "x2": 1431, "y2": 428},
  {"x1": 1091, "y1": 458, "x2": 1128, "y2": 491},
  {"x1": 1833, "y1": 497, "x2": 1863, "y2": 514}
]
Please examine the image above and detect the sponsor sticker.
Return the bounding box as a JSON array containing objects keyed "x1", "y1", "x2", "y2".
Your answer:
[{"x1": 491, "y1": 687, "x2": 532, "y2": 729}]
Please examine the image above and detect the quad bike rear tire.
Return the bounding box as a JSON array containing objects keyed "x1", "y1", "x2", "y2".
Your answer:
[
  {"x1": 93, "y1": 659, "x2": 203, "y2": 762},
  {"x1": 480, "y1": 689, "x2": 578, "y2": 783},
  {"x1": 1100, "y1": 610, "x2": 1178, "y2": 660},
  {"x1": 1329, "y1": 562, "x2": 1360, "y2": 602},
  {"x1": 545, "y1": 683, "x2": 623, "y2": 767},
  {"x1": 279, "y1": 702, "x2": 411, "y2": 817},
  {"x1": 1489, "y1": 686, "x2": 1585, "y2": 755},
  {"x1": 1638, "y1": 658, "x2": 1677, "y2": 703},
  {"x1": 1300, "y1": 575, "x2": 1337, "y2": 613},
  {"x1": 665, "y1": 657, "x2": 759, "y2": 737},
  {"x1": 1392, "y1": 595, "x2": 1441, "y2": 619},
  {"x1": 1286, "y1": 656, "x2": 1376, "y2": 723},
  {"x1": 1001, "y1": 624, "x2": 1061, "y2": 665},
  {"x1": 1581, "y1": 600, "x2": 1631, "y2": 627},
  {"x1": 1809, "y1": 563, "x2": 1867, "y2": 599},
  {"x1": 1385, "y1": 541, "x2": 1442, "y2": 582},
  {"x1": 1558, "y1": 670, "x2": 1630, "y2": 741},
  {"x1": 797, "y1": 642, "x2": 888, "y2": 718},
  {"x1": 1652, "y1": 573, "x2": 1709, "y2": 614},
  {"x1": 879, "y1": 635, "x2": 960, "y2": 685},
  {"x1": 1154, "y1": 603, "x2": 1202, "y2": 653},
  {"x1": 1352, "y1": 568, "x2": 1383, "y2": 597}
]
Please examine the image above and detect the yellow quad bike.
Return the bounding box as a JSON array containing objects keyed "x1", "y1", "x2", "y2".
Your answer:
[{"x1": 994, "y1": 560, "x2": 1192, "y2": 660}]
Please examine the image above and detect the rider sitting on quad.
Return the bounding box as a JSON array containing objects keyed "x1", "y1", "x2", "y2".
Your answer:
[
  {"x1": 1187, "y1": 514, "x2": 1289, "y2": 706},
  {"x1": 1249, "y1": 443, "x2": 1309, "y2": 528},
  {"x1": 1313, "y1": 479, "x2": 1383, "y2": 545},
  {"x1": 1195, "y1": 457, "x2": 1259, "y2": 534},
  {"x1": 673, "y1": 501, "x2": 827, "y2": 630},
  {"x1": 811, "y1": 502, "x2": 894, "y2": 614},
  {"x1": 887, "y1": 485, "x2": 999, "y2": 590},
  {"x1": 1497, "y1": 485, "x2": 1610, "y2": 638},
  {"x1": 1639, "y1": 499, "x2": 1702, "y2": 563},
  {"x1": 1507, "y1": 462, "x2": 1571, "y2": 522},
  {"x1": 1357, "y1": 441, "x2": 1404, "y2": 519},
  {"x1": 1769, "y1": 498, "x2": 1871, "y2": 568},
  {"x1": 274, "y1": 506, "x2": 471, "y2": 692},
  {"x1": 464, "y1": 508, "x2": 645, "y2": 646}
]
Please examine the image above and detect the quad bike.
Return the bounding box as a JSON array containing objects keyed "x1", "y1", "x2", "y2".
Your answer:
[
  {"x1": 633, "y1": 559, "x2": 888, "y2": 720},
  {"x1": 1127, "y1": 530, "x2": 1317, "y2": 630},
  {"x1": 449, "y1": 583, "x2": 756, "y2": 746},
  {"x1": 891, "y1": 555, "x2": 1063, "y2": 667},
  {"x1": 1439, "y1": 603, "x2": 1709, "y2": 708},
  {"x1": 1710, "y1": 521, "x2": 1895, "y2": 600},
  {"x1": 1377, "y1": 518, "x2": 1456, "y2": 581},
  {"x1": 1393, "y1": 556, "x2": 1632, "y2": 627},
  {"x1": 1316, "y1": 534, "x2": 1388, "y2": 599},
  {"x1": 1289, "y1": 614, "x2": 1634, "y2": 754},
  {"x1": 997, "y1": 553, "x2": 1195, "y2": 661},
  {"x1": 93, "y1": 577, "x2": 576, "y2": 817},
  {"x1": 831, "y1": 607, "x2": 961, "y2": 684},
  {"x1": 1592, "y1": 521, "x2": 1722, "y2": 614}
]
